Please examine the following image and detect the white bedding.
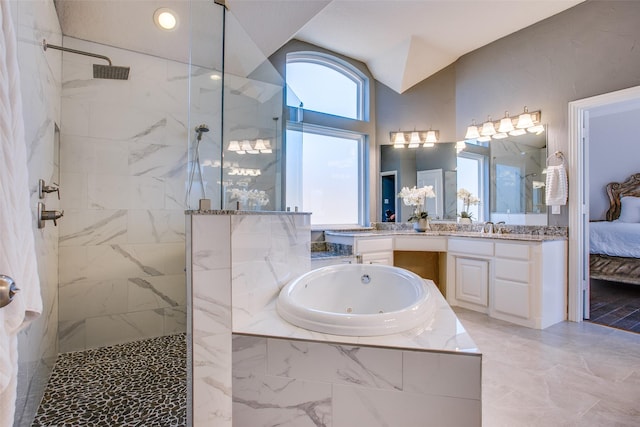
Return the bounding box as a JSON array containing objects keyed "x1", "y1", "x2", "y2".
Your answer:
[{"x1": 590, "y1": 221, "x2": 640, "y2": 258}]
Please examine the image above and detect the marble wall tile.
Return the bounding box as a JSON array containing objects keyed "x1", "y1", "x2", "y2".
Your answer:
[
  {"x1": 59, "y1": 209, "x2": 128, "y2": 246},
  {"x1": 127, "y1": 274, "x2": 186, "y2": 311},
  {"x1": 127, "y1": 209, "x2": 185, "y2": 244},
  {"x1": 87, "y1": 174, "x2": 130, "y2": 209},
  {"x1": 59, "y1": 172, "x2": 88, "y2": 209},
  {"x1": 58, "y1": 278, "x2": 128, "y2": 322},
  {"x1": 163, "y1": 306, "x2": 187, "y2": 335},
  {"x1": 13, "y1": 0, "x2": 63, "y2": 423},
  {"x1": 85, "y1": 310, "x2": 165, "y2": 348},
  {"x1": 267, "y1": 340, "x2": 403, "y2": 391},
  {"x1": 231, "y1": 214, "x2": 310, "y2": 328},
  {"x1": 58, "y1": 319, "x2": 86, "y2": 353},
  {"x1": 403, "y1": 351, "x2": 482, "y2": 400},
  {"x1": 332, "y1": 384, "x2": 481, "y2": 427},
  {"x1": 232, "y1": 335, "x2": 267, "y2": 377},
  {"x1": 190, "y1": 215, "x2": 233, "y2": 427},
  {"x1": 232, "y1": 375, "x2": 332, "y2": 427},
  {"x1": 59, "y1": 36, "x2": 190, "y2": 351}
]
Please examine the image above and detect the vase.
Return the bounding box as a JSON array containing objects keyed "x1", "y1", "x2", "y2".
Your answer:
[
  {"x1": 459, "y1": 217, "x2": 472, "y2": 224},
  {"x1": 413, "y1": 218, "x2": 430, "y2": 232}
]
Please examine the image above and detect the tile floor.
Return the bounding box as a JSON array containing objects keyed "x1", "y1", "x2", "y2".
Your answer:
[
  {"x1": 32, "y1": 334, "x2": 186, "y2": 426},
  {"x1": 454, "y1": 308, "x2": 640, "y2": 427},
  {"x1": 589, "y1": 278, "x2": 640, "y2": 333},
  {"x1": 32, "y1": 314, "x2": 639, "y2": 426}
]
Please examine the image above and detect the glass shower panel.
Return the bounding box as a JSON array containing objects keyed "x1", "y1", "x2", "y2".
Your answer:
[
  {"x1": 186, "y1": 1, "x2": 224, "y2": 210},
  {"x1": 221, "y1": 11, "x2": 285, "y2": 211}
]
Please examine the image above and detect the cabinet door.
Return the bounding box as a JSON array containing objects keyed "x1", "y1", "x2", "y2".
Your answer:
[
  {"x1": 362, "y1": 252, "x2": 393, "y2": 265},
  {"x1": 455, "y1": 258, "x2": 489, "y2": 307}
]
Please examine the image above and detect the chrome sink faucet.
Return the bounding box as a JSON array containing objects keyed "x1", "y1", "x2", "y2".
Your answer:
[{"x1": 482, "y1": 221, "x2": 494, "y2": 234}]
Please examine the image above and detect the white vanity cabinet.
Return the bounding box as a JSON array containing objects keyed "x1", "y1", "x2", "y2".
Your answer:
[
  {"x1": 446, "y1": 238, "x2": 493, "y2": 313},
  {"x1": 354, "y1": 236, "x2": 394, "y2": 265},
  {"x1": 491, "y1": 240, "x2": 567, "y2": 329},
  {"x1": 446, "y1": 237, "x2": 567, "y2": 329}
]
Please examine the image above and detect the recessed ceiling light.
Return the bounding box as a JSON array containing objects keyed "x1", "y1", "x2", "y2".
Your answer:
[
  {"x1": 210, "y1": 74, "x2": 221, "y2": 81},
  {"x1": 154, "y1": 8, "x2": 178, "y2": 31}
]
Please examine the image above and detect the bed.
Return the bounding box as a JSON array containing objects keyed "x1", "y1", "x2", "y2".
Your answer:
[{"x1": 589, "y1": 173, "x2": 640, "y2": 285}]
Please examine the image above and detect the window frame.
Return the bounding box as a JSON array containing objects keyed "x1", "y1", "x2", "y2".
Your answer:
[
  {"x1": 286, "y1": 122, "x2": 368, "y2": 227},
  {"x1": 286, "y1": 51, "x2": 368, "y2": 121}
]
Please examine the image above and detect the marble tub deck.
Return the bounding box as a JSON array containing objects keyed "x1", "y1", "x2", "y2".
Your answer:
[{"x1": 234, "y1": 280, "x2": 478, "y2": 353}]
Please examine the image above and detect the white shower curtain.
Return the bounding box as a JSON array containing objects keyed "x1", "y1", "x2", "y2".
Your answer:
[{"x1": 0, "y1": 0, "x2": 43, "y2": 425}]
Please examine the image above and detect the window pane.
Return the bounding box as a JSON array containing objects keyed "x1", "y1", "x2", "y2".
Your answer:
[
  {"x1": 286, "y1": 62, "x2": 358, "y2": 120},
  {"x1": 286, "y1": 130, "x2": 360, "y2": 225}
]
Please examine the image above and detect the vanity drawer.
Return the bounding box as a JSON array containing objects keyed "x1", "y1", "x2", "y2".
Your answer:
[
  {"x1": 495, "y1": 259, "x2": 530, "y2": 282},
  {"x1": 495, "y1": 242, "x2": 531, "y2": 260},
  {"x1": 448, "y1": 238, "x2": 493, "y2": 257},
  {"x1": 395, "y1": 236, "x2": 447, "y2": 251},
  {"x1": 355, "y1": 237, "x2": 393, "y2": 253}
]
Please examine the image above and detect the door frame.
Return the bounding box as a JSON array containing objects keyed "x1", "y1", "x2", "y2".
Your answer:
[
  {"x1": 567, "y1": 84, "x2": 640, "y2": 322},
  {"x1": 380, "y1": 170, "x2": 398, "y2": 222}
]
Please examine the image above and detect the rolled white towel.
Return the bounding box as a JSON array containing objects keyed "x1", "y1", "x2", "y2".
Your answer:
[{"x1": 545, "y1": 164, "x2": 568, "y2": 205}]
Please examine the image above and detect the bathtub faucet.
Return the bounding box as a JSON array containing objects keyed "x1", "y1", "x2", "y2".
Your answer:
[{"x1": 355, "y1": 253, "x2": 363, "y2": 264}]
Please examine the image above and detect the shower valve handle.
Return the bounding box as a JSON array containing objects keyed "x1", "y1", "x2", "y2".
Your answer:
[{"x1": 38, "y1": 179, "x2": 60, "y2": 200}]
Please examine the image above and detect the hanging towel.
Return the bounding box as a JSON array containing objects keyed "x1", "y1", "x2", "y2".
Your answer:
[
  {"x1": 545, "y1": 164, "x2": 568, "y2": 206},
  {"x1": 0, "y1": 1, "x2": 43, "y2": 425}
]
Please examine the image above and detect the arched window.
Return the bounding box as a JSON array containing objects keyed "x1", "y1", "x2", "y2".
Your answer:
[
  {"x1": 285, "y1": 51, "x2": 370, "y2": 226},
  {"x1": 286, "y1": 51, "x2": 368, "y2": 121}
]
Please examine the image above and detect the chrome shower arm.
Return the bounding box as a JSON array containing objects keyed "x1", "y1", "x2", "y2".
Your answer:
[{"x1": 42, "y1": 39, "x2": 112, "y2": 66}]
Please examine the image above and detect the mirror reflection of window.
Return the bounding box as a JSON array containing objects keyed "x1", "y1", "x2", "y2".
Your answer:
[{"x1": 457, "y1": 152, "x2": 485, "y2": 222}]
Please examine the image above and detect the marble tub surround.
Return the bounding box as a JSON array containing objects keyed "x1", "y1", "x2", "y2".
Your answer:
[
  {"x1": 232, "y1": 334, "x2": 481, "y2": 427},
  {"x1": 188, "y1": 211, "x2": 481, "y2": 426},
  {"x1": 188, "y1": 212, "x2": 310, "y2": 426},
  {"x1": 236, "y1": 280, "x2": 477, "y2": 353}
]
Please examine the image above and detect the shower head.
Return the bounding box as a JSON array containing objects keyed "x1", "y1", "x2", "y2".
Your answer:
[
  {"x1": 93, "y1": 64, "x2": 130, "y2": 80},
  {"x1": 43, "y1": 39, "x2": 130, "y2": 80},
  {"x1": 195, "y1": 124, "x2": 210, "y2": 141}
]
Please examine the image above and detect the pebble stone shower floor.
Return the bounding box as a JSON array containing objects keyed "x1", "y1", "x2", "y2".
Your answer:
[{"x1": 32, "y1": 334, "x2": 186, "y2": 426}]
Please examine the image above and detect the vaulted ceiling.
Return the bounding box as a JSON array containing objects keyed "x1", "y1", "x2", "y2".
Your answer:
[{"x1": 55, "y1": 0, "x2": 584, "y2": 93}]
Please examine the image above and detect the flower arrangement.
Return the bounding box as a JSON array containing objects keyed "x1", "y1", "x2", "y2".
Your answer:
[
  {"x1": 228, "y1": 188, "x2": 269, "y2": 208},
  {"x1": 457, "y1": 188, "x2": 480, "y2": 219},
  {"x1": 397, "y1": 185, "x2": 436, "y2": 222}
]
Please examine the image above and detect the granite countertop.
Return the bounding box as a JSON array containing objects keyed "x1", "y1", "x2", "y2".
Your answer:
[{"x1": 325, "y1": 229, "x2": 567, "y2": 242}]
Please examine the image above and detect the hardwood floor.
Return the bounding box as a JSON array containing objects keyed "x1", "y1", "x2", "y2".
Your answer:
[{"x1": 589, "y1": 278, "x2": 640, "y2": 333}]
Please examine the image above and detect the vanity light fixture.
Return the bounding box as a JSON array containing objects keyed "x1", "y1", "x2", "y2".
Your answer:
[
  {"x1": 464, "y1": 107, "x2": 542, "y2": 142},
  {"x1": 498, "y1": 111, "x2": 514, "y2": 133},
  {"x1": 480, "y1": 116, "x2": 496, "y2": 137},
  {"x1": 390, "y1": 129, "x2": 440, "y2": 148},
  {"x1": 154, "y1": 8, "x2": 178, "y2": 31},
  {"x1": 515, "y1": 106, "x2": 534, "y2": 129},
  {"x1": 464, "y1": 120, "x2": 480, "y2": 140},
  {"x1": 408, "y1": 131, "x2": 421, "y2": 148},
  {"x1": 228, "y1": 138, "x2": 273, "y2": 154},
  {"x1": 392, "y1": 130, "x2": 406, "y2": 148}
]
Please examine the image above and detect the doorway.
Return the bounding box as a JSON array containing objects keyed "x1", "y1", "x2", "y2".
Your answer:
[
  {"x1": 381, "y1": 171, "x2": 397, "y2": 222},
  {"x1": 567, "y1": 84, "x2": 640, "y2": 323}
]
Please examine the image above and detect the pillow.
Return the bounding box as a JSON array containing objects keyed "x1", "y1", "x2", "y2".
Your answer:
[{"x1": 618, "y1": 196, "x2": 640, "y2": 223}]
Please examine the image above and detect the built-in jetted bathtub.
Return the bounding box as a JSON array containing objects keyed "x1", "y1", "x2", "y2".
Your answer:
[{"x1": 276, "y1": 264, "x2": 432, "y2": 336}]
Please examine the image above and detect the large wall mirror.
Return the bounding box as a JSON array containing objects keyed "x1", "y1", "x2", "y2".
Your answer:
[{"x1": 379, "y1": 126, "x2": 547, "y2": 225}]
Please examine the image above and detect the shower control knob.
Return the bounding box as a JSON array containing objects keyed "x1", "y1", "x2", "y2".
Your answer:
[{"x1": 37, "y1": 202, "x2": 64, "y2": 228}]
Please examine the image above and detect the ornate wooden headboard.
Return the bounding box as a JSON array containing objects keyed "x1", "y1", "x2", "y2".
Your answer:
[{"x1": 605, "y1": 173, "x2": 640, "y2": 221}]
